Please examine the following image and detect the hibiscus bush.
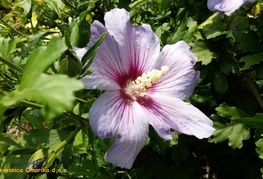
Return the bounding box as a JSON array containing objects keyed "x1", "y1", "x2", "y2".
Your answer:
[{"x1": 1, "y1": 0, "x2": 263, "y2": 178}]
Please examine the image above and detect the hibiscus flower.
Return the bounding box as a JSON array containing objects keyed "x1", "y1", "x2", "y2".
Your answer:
[
  {"x1": 207, "y1": 0, "x2": 256, "y2": 15},
  {"x1": 75, "y1": 8, "x2": 215, "y2": 169}
]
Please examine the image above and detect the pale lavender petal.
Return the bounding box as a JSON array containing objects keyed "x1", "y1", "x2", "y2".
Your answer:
[
  {"x1": 89, "y1": 91, "x2": 126, "y2": 138},
  {"x1": 207, "y1": 0, "x2": 256, "y2": 15},
  {"x1": 89, "y1": 91, "x2": 149, "y2": 169},
  {"x1": 73, "y1": 46, "x2": 89, "y2": 61},
  {"x1": 146, "y1": 113, "x2": 173, "y2": 140},
  {"x1": 105, "y1": 102, "x2": 149, "y2": 169},
  {"x1": 80, "y1": 21, "x2": 128, "y2": 90},
  {"x1": 147, "y1": 94, "x2": 215, "y2": 139},
  {"x1": 153, "y1": 41, "x2": 199, "y2": 100},
  {"x1": 104, "y1": 8, "x2": 160, "y2": 75}
]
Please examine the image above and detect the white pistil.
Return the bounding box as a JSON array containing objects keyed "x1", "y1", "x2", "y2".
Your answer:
[{"x1": 129, "y1": 66, "x2": 169, "y2": 94}]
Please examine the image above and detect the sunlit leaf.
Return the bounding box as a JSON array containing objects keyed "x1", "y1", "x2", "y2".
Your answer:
[
  {"x1": 73, "y1": 129, "x2": 88, "y2": 154},
  {"x1": 28, "y1": 32, "x2": 55, "y2": 47},
  {"x1": 46, "y1": 0, "x2": 64, "y2": 16},
  {"x1": 184, "y1": 17, "x2": 198, "y2": 41},
  {"x1": 198, "y1": 12, "x2": 220, "y2": 29},
  {"x1": 200, "y1": 12, "x2": 227, "y2": 39},
  {"x1": 209, "y1": 122, "x2": 250, "y2": 149},
  {"x1": 129, "y1": 0, "x2": 148, "y2": 9},
  {"x1": 19, "y1": 37, "x2": 67, "y2": 90},
  {"x1": 168, "y1": 15, "x2": 197, "y2": 43},
  {"x1": 191, "y1": 41, "x2": 217, "y2": 65},
  {"x1": 210, "y1": 104, "x2": 251, "y2": 148},
  {"x1": 256, "y1": 138, "x2": 263, "y2": 159},
  {"x1": 2, "y1": 74, "x2": 83, "y2": 119},
  {"x1": 0, "y1": 37, "x2": 19, "y2": 59},
  {"x1": 17, "y1": 0, "x2": 32, "y2": 14},
  {"x1": 215, "y1": 103, "x2": 250, "y2": 119}
]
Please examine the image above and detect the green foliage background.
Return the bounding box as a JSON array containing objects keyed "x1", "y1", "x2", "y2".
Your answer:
[{"x1": 1, "y1": 0, "x2": 263, "y2": 178}]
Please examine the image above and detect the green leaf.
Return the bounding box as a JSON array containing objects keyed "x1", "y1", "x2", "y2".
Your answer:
[
  {"x1": 213, "y1": 69, "x2": 228, "y2": 94},
  {"x1": 215, "y1": 103, "x2": 250, "y2": 119},
  {"x1": 256, "y1": 80, "x2": 263, "y2": 88},
  {"x1": 64, "y1": 31, "x2": 73, "y2": 49},
  {"x1": 46, "y1": 0, "x2": 64, "y2": 16},
  {"x1": 21, "y1": 129, "x2": 71, "y2": 148},
  {"x1": 219, "y1": 53, "x2": 238, "y2": 74},
  {"x1": 1, "y1": 154, "x2": 30, "y2": 178},
  {"x1": 81, "y1": 32, "x2": 107, "y2": 76},
  {"x1": 256, "y1": 138, "x2": 263, "y2": 159},
  {"x1": 58, "y1": 50, "x2": 82, "y2": 77},
  {"x1": 200, "y1": 13, "x2": 227, "y2": 39},
  {"x1": 231, "y1": 30, "x2": 263, "y2": 52},
  {"x1": 0, "y1": 133, "x2": 22, "y2": 148},
  {"x1": 1, "y1": 0, "x2": 10, "y2": 8},
  {"x1": 209, "y1": 122, "x2": 250, "y2": 149},
  {"x1": 28, "y1": 31, "x2": 55, "y2": 47},
  {"x1": 190, "y1": 93, "x2": 214, "y2": 107},
  {"x1": 155, "y1": 22, "x2": 170, "y2": 40},
  {"x1": 27, "y1": 148, "x2": 58, "y2": 170},
  {"x1": 20, "y1": 37, "x2": 67, "y2": 90},
  {"x1": 17, "y1": 0, "x2": 32, "y2": 14},
  {"x1": 210, "y1": 104, "x2": 251, "y2": 148},
  {"x1": 2, "y1": 74, "x2": 83, "y2": 119},
  {"x1": 71, "y1": 23, "x2": 90, "y2": 47},
  {"x1": 28, "y1": 148, "x2": 53, "y2": 164},
  {"x1": 0, "y1": 37, "x2": 19, "y2": 59},
  {"x1": 168, "y1": 16, "x2": 197, "y2": 43},
  {"x1": 23, "y1": 109, "x2": 45, "y2": 129},
  {"x1": 183, "y1": 17, "x2": 198, "y2": 41},
  {"x1": 129, "y1": 0, "x2": 148, "y2": 9},
  {"x1": 198, "y1": 12, "x2": 221, "y2": 29},
  {"x1": 0, "y1": 101, "x2": 6, "y2": 124},
  {"x1": 73, "y1": 129, "x2": 88, "y2": 154},
  {"x1": 234, "y1": 113, "x2": 263, "y2": 129},
  {"x1": 203, "y1": 26, "x2": 226, "y2": 39},
  {"x1": 190, "y1": 41, "x2": 217, "y2": 65},
  {"x1": 239, "y1": 54, "x2": 263, "y2": 71}
]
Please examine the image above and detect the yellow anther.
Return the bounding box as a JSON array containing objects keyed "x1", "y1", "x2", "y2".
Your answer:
[
  {"x1": 161, "y1": 66, "x2": 169, "y2": 74},
  {"x1": 129, "y1": 66, "x2": 169, "y2": 94}
]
